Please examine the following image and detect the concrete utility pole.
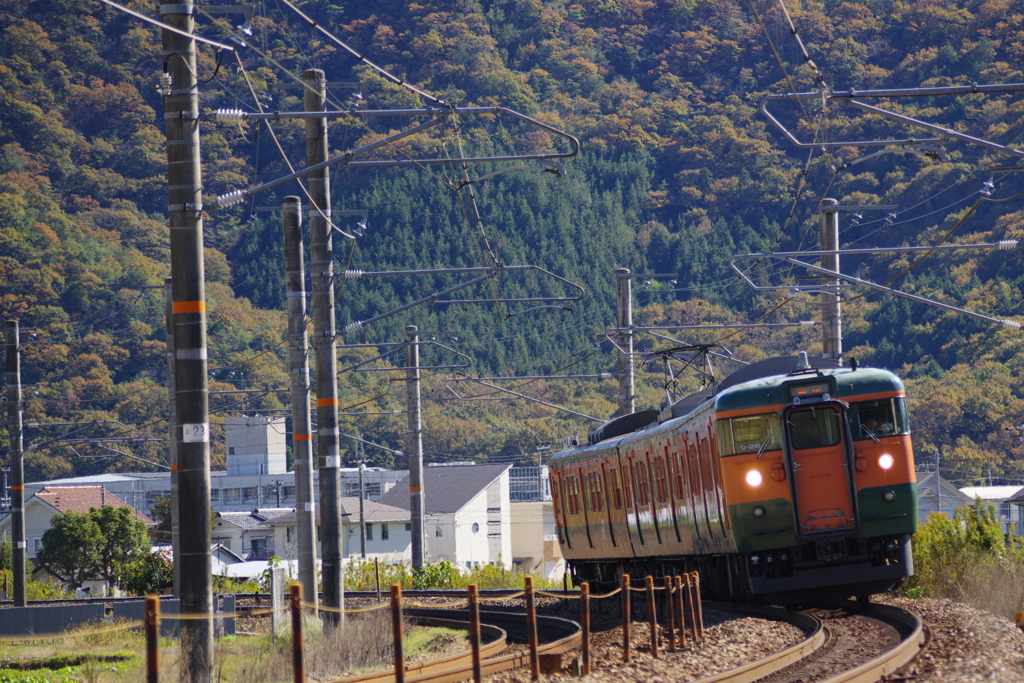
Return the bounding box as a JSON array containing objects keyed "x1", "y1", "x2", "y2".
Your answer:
[
  {"x1": 819, "y1": 199, "x2": 842, "y2": 361},
  {"x1": 5, "y1": 321, "x2": 25, "y2": 606},
  {"x1": 305, "y1": 69, "x2": 344, "y2": 625},
  {"x1": 161, "y1": 0, "x2": 213, "y2": 677},
  {"x1": 615, "y1": 268, "x2": 635, "y2": 416},
  {"x1": 405, "y1": 325, "x2": 425, "y2": 569},
  {"x1": 358, "y1": 457, "x2": 366, "y2": 559},
  {"x1": 163, "y1": 279, "x2": 181, "y2": 598},
  {"x1": 282, "y1": 196, "x2": 318, "y2": 612}
]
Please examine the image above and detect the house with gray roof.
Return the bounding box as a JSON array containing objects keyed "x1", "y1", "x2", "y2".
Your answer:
[
  {"x1": 377, "y1": 463, "x2": 512, "y2": 570},
  {"x1": 212, "y1": 508, "x2": 293, "y2": 560},
  {"x1": 269, "y1": 498, "x2": 411, "y2": 563}
]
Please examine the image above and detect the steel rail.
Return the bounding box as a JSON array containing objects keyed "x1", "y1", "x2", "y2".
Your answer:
[
  {"x1": 321, "y1": 608, "x2": 582, "y2": 683},
  {"x1": 818, "y1": 602, "x2": 925, "y2": 683},
  {"x1": 695, "y1": 603, "x2": 825, "y2": 683}
]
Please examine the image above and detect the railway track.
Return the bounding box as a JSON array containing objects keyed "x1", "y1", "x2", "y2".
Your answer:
[{"x1": 699, "y1": 600, "x2": 925, "y2": 683}]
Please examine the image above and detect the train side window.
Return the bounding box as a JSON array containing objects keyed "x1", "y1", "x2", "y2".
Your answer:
[
  {"x1": 719, "y1": 414, "x2": 781, "y2": 455},
  {"x1": 634, "y1": 461, "x2": 650, "y2": 506},
  {"x1": 592, "y1": 472, "x2": 604, "y2": 511},
  {"x1": 653, "y1": 457, "x2": 668, "y2": 503},
  {"x1": 582, "y1": 473, "x2": 592, "y2": 513},
  {"x1": 609, "y1": 468, "x2": 623, "y2": 509}
]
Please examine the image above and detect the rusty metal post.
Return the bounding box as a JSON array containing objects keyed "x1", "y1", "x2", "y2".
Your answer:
[
  {"x1": 145, "y1": 595, "x2": 160, "y2": 683},
  {"x1": 391, "y1": 585, "x2": 405, "y2": 683},
  {"x1": 675, "y1": 575, "x2": 686, "y2": 649},
  {"x1": 691, "y1": 572, "x2": 704, "y2": 640},
  {"x1": 663, "y1": 576, "x2": 676, "y2": 653},
  {"x1": 580, "y1": 582, "x2": 591, "y2": 675},
  {"x1": 645, "y1": 575, "x2": 658, "y2": 657},
  {"x1": 291, "y1": 584, "x2": 305, "y2": 683},
  {"x1": 525, "y1": 576, "x2": 540, "y2": 682},
  {"x1": 468, "y1": 584, "x2": 482, "y2": 683},
  {"x1": 620, "y1": 573, "x2": 631, "y2": 662}
]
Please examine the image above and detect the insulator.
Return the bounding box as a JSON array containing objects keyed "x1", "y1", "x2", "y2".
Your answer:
[
  {"x1": 1001, "y1": 319, "x2": 1022, "y2": 330},
  {"x1": 212, "y1": 109, "x2": 247, "y2": 124},
  {"x1": 342, "y1": 270, "x2": 365, "y2": 279},
  {"x1": 215, "y1": 189, "x2": 246, "y2": 208},
  {"x1": 342, "y1": 321, "x2": 365, "y2": 334},
  {"x1": 799, "y1": 320, "x2": 815, "y2": 326},
  {"x1": 998, "y1": 240, "x2": 1018, "y2": 250}
]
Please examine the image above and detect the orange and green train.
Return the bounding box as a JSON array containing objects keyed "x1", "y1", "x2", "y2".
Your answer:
[{"x1": 548, "y1": 352, "x2": 918, "y2": 604}]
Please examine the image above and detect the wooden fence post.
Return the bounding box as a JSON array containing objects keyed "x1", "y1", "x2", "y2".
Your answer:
[
  {"x1": 291, "y1": 584, "x2": 305, "y2": 683},
  {"x1": 663, "y1": 576, "x2": 675, "y2": 653},
  {"x1": 645, "y1": 575, "x2": 658, "y2": 657},
  {"x1": 391, "y1": 585, "x2": 405, "y2": 683},
  {"x1": 468, "y1": 584, "x2": 482, "y2": 683},
  {"x1": 620, "y1": 573, "x2": 631, "y2": 662},
  {"x1": 525, "y1": 576, "x2": 540, "y2": 682},
  {"x1": 580, "y1": 582, "x2": 591, "y2": 675},
  {"x1": 145, "y1": 595, "x2": 160, "y2": 683}
]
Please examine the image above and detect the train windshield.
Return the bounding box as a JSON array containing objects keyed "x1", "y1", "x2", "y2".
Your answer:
[
  {"x1": 717, "y1": 414, "x2": 781, "y2": 456},
  {"x1": 852, "y1": 397, "x2": 909, "y2": 440},
  {"x1": 787, "y1": 406, "x2": 842, "y2": 449}
]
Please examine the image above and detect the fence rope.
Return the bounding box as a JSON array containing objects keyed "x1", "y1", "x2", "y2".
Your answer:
[{"x1": 0, "y1": 618, "x2": 144, "y2": 643}]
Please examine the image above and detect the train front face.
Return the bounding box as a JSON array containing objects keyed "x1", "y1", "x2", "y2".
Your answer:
[{"x1": 717, "y1": 366, "x2": 918, "y2": 603}]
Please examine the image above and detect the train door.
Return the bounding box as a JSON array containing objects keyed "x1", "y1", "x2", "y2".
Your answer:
[
  {"x1": 601, "y1": 463, "x2": 618, "y2": 548},
  {"x1": 623, "y1": 450, "x2": 644, "y2": 546},
  {"x1": 552, "y1": 471, "x2": 571, "y2": 550},
  {"x1": 578, "y1": 466, "x2": 595, "y2": 549},
  {"x1": 660, "y1": 443, "x2": 682, "y2": 543},
  {"x1": 700, "y1": 434, "x2": 728, "y2": 537},
  {"x1": 690, "y1": 437, "x2": 715, "y2": 540},
  {"x1": 628, "y1": 451, "x2": 648, "y2": 546},
  {"x1": 782, "y1": 403, "x2": 857, "y2": 535},
  {"x1": 644, "y1": 448, "x2": 663, "y2": 544}
]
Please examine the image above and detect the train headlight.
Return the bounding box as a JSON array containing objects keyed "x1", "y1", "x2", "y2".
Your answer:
[
  {"x1": 752, "y1": 505, "x2": 766, "y2": 518},
  {"x1": 878, "y1": 453, "x2": 895, "y2": 470},
  {"x1": 746, "y1": 470, "x2": 763, "y2": 487},
  {"x1": 883, "y1": 490, "x2": 896, "y2": 502}
]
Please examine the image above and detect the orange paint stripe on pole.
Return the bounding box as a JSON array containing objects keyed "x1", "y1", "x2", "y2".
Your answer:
[
  {"x1": 11, "y1": 486, "x2": 23, "y2": 491},
  {"x1": 317, "y1": 398, "x2": 339, "y2": 407},
  {"x1": 293, "y1": 434, "x2": 311, "y2": 441},
  {"x1": 170, "y1": 465, "x2": 179, "y2": 471},
  {"x1": 409, "y1": 486, "x2": 423, "y2": 492},
  {"x1": 172, "y1": 301, "x2": 206, "y2": 314}
]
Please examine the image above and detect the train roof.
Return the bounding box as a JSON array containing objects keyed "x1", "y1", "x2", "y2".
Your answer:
[
  {"x1": 558, "y1": 355, "x2": 904, "y2": 456},
  {"x1": 714, "y1": 359, "x2": 904, "y2": 413}
]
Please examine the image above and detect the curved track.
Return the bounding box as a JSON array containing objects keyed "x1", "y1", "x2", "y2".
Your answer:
[{"x1": 733, "y1": 601, "x2": 925, "y2": 683}]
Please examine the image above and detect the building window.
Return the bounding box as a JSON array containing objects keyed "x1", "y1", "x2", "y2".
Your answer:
[
  {"x1": 33, "y1": 538, "x2": 41, "y2": 553},
  {"x1": 435, "y1": 525, "x2": 443, "y2": 537},
  {"x1": 365, "y1": 523, "x2": 373, "y2": 540},
  {"x1": 282, "y1": 486, "x2": 295, "y2": 498},
  {"x1": 405, "y1": 523, "x2": 411, "y2": 531},
  {"x1": 243, "y1": 487, "x2": 258, "y2": 501},
  {"x1": 381, "y1": 523, "x2": 389, "y2": 540},
  {"x1": 471, "y1": 523, "x2": 480, "y2": 533},
  {"x1": 210, "y1": 489, "x2": 221, "y2": 502},
  {"x1": 286, "y1": 527, "x2": 295, "y2": 543},
  {"x1": 225, "y1": 488, "x2": 240, "y2": 502}
]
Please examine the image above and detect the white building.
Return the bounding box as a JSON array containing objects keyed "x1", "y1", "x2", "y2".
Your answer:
[
  {"x1": 20, "y1": 417, "x2": 406, "y2": 515},
  {"x1": 269, "y1": 497, "x2": 412, "y2": 563},
  {"x1": 510, "y1": 500, "x2": 564, "y2": 580},
  {"x1": 959, "y1": 485, "x2": 1024, "y2": 537},
  {"x1": 377, "y1": 463, "x2": 512, "y2": 571},
  {"x1": 915, "y1": 470, "x2": 974, "y2": 522}
]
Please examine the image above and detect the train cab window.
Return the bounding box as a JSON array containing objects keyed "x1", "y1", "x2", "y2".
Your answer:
[
  {"x1": 717, "y1": 414, "x2": 782, "y2": 456},
  {"x1": 788, "y1": 407, "x2": 842, "y2": 449},
  {"x1": 852, "y1": 398, "x2": 907, "y2": 440}
]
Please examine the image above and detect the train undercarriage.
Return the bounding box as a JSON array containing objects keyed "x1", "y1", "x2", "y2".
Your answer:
[{"x1": 566, "y1": 533, "x2": 913, "y2": 606}]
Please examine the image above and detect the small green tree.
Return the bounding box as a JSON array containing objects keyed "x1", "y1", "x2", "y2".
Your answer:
[
  {"x1": 91, "y1": 504, "x2": 150, "y2": 584},
  {"x1": 37, "y1": 511, "x2": 104, "y2": 589},
  {"x1": 115, "y1": 551, "x2": 173, "y2": 595}
]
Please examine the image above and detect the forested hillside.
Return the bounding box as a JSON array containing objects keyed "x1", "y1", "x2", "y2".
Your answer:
[{"x1": 3, "y1": 0, "x2": 1024, "y2": 485}]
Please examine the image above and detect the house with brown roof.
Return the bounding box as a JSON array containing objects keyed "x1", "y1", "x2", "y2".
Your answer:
[{"x1": 0, "y1": 485, "x2": 151, "y2": 561}]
